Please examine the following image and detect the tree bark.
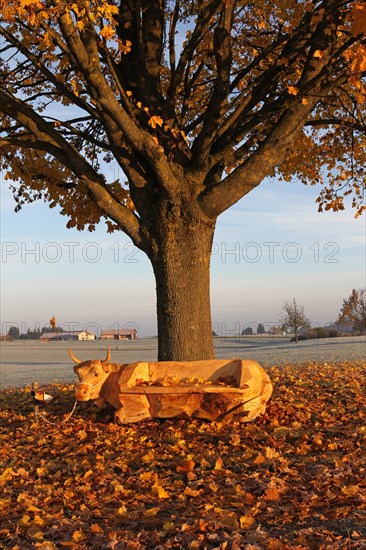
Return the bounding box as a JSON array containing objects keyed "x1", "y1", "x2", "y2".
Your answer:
[{"x1": 151, "y1": 209, "x2": 216, "y2": 361}]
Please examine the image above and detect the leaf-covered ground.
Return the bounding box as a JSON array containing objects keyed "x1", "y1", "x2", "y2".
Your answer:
[{"x1": 1, "y1": 362, "x2": 365, "y2": 550}]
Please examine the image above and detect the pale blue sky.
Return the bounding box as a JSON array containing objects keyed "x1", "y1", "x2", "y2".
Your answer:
[{"x1": 1, "y1": 175, "x2": 365, "y2": 337}]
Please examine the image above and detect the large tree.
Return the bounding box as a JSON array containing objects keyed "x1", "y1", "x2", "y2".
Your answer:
[
  {"x1": 338, "y1": 288, "x2": 366, "y2": 333},
  {"x1": 0, "y1": 0, "x2": 365, "y2": 360}
]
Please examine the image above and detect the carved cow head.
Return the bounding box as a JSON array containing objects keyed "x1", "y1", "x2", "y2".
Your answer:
[{"x1": 69, "y1": 348, "x2": 120, "y2": 401}]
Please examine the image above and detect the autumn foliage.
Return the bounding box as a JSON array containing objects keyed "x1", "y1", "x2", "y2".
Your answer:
[
  {"x1": 1, "y1": 361, "x2": 365, "y2": 549},
  {"x1": 0, "y1": 0, "x2": 365, "y2": 220}
]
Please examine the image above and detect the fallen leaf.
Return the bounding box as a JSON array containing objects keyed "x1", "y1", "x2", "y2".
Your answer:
[
  {"x1": 177, "y1": 460, "x2": 195, "y2": 473},
  {"x1": 72, "y1": 530, "x2": 85, "y2": 542},
  {"x1": 240, "y1": 515, "x2": 256, "y2": 529},
  {"x1": 263, "y1": 485, "x2": 281, "y2": 501},
  {"x1": 152, "y1": 484, "x2": 170, "y2": 499},
  {"x1": 184, "y1": 487, "x2": 200, "y2": 497}
]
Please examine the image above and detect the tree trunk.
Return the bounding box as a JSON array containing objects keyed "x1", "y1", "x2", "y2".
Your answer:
[{"x1": 151, "y1": 212, "x2": 216, "y2": 361}]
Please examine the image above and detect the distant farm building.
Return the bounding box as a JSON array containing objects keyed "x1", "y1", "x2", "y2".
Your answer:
[
  {"x1": 40, "y1": 330, "x2": 96, "y2": 342},
  {"x1": 101, "y1": 329, "x2": 137, "y2": 341}
]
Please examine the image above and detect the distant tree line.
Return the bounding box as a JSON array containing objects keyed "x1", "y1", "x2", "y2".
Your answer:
[
  {"x1": 239, "y1": 288, "x2": 365, "y2": 340},
  {"x1": 6, "y1": 325, "x2": 63, "y2": 340},
  {"x1": 241, "y1": 323, "x2": 266, "y2": 336}
]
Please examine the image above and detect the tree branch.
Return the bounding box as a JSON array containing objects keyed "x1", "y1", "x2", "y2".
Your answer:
[
  {"x1": 190, "y1": 2, "x2": 235, "y2": 166},
  {"x1": 141, "y1": 0, "x2": 165, "y2": 105},
  {"x1": 0, "y1": 91, "x2": 147, "y2": 249},
  {"x1": 169, "y1": 0, "x2": 180, "y2": 75},
  {"x1": 55, "y1": 9, "x2": 180, "y2": 198},
  {"x1": 0, "y1": 25, "x2": 99, "y2": 120},
  {"x1": 164, "y1": 0, "x2": 222, "y2": 122},
  {"x1": 198, "y1": 97, "x2": 319, "y2": 218},
  {"x1": 305, "y1": 118, "x2": 366, "y2": 133}
]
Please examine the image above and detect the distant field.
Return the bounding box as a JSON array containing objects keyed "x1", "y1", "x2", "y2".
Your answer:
[{"x1": 0, "y1": 335, "x2": 365, "y2": 388}]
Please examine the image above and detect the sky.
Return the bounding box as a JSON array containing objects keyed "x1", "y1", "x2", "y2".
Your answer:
[{"x1": 0, "y1": 173, "x2": 365, "y2": 337}]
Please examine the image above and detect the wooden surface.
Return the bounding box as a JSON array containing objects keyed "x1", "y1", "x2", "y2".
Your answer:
[
  {"x1": 113, "y1": 359, "x2": 273, "y2": 424},
  {"x1": 118, "y1": 385, "x2": 247, "y2": 394}
]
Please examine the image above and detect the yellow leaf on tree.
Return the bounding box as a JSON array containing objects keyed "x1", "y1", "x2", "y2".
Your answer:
[
  {"x1": 100, "y1": 26, "x2": 115, "y2": 41},
  {"x1": 70, "y1": 79, "x2": 79, "y2": 97},
  {"x1": 351, "y1": 3, "x2": 366, "y2": 37},
  {"x1": 288, "y1": 85, "x2": 299, "y2": 96},
  {"x1": 41, "y1": 31, "x2": 53, "y2": 48},
  {"x1": 353, "y1": 55, "x2": 366, "y2": 73},
  {"x1": 148, "y1": 115, "x2": 164, "y2": 129},
  {"x1": 345, "y1": 44, "x2": 366, "y2": 73},
  {"x1": 125, "y1": 197, "x2": 135, "y2": 210},
  {"x1": 118, "y1": 39, "x2": 132, "y2": 54}
]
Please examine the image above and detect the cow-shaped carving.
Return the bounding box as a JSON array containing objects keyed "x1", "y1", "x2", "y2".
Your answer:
[{"x1": 69, "y1": 348, "x2": 273, "y2": 424}]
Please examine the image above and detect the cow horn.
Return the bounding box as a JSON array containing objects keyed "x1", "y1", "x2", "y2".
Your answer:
[
  {"x1": 68, "y1": 348, "x2": 82, "y2": 364},
  {"x1": 102, "y1": 347, "x2": 111, "y2": 365}
]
